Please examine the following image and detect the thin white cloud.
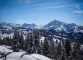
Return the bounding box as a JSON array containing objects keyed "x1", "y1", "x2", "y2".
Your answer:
[
  {"x1": 18, "y1": 0, "x2": 40, "y2": 4},
  {"x1": 74, "y1": 10, "x2": 83, "y2": 14},
  {"x1": 76, "y1": 4, "x2": 80, "y2": 9},
  {"x1": 36, "y1": 1, "x2": 70, "y2": 6},
  {"x1": 40, "y1": 4, "x2": 74, "y2": 9},
  {"x1": 60, "y1": 14, "x2": 81, "y2": 17},
  {"x1": 16, "y1": 20, "x2": 26, "y2": 24}
]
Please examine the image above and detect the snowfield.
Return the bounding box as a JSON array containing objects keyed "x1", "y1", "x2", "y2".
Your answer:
[
  {"x1": 7, "y1": 52, "x2": 51, "y2": 60},
  {"x1": 0, "y1": 46, "x2": 13, "y2": 54},
  {"x1": 0, "y1": 46, "x2": 51, "y2": 60}
]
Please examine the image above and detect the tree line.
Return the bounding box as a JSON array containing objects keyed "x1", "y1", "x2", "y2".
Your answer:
[{"x1": 0, "y1": 29, "x2": 83, "y2": 60}]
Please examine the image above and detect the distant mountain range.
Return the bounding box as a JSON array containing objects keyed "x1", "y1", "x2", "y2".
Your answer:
[
  {"x1": 0, "y1": 19, "x2": 83, "y2": 33},
  {"x1": 0, "y1": 19, "x2": 83, "y2": 41}
]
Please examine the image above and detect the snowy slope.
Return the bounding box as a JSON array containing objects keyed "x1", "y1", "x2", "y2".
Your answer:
[
  {"x1": 72, "y1": 26, "x2": 83, "y2": 33},
  {"x1": 0, "y1": 46, "x2": 51, "y2": 60},
  {"x1": 0, "y1": 46, "x2": 13, "y2": 54},
  {"x1": 54, "y1": 23, "x2": 67, "y2": 32},
  {"x1": 6, "y1": 52, "x2": 51, "y2": 60}
]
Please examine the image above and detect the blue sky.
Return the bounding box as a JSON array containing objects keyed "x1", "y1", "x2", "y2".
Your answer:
[{"x1": 0, "y1": 0, "x2": 83, "y2": 25}]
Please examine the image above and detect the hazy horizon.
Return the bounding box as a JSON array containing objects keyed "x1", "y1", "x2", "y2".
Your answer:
[
  {"x1": 0, "y1": 0, "x2": 83, "y2": 25},
  {"x1": 0, "y1": 19, "x2": 82, "y2": 26}
]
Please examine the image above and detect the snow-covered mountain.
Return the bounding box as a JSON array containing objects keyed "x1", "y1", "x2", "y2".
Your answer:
[
  {"x1": 0, "y1": 20, "x2": 83, "y2": 33},
  {"x1": 72, "y1": 25, "x2": 83, "y2": 33},
  {"x1": 22, "y1": 23, "x2": 36, "y2": 29},
  {"x1": 42, "y1": 19, "x2": 77, "y2": 32},
  {"x1": 0, "y1": 22, "x2": 11, "y2": 29},
  {"x1": 39, "y1": 19, "x2": 83, "y2": 36},
  {"x1": 0, "y1": 21, "x2": 37, "y2": 29}
]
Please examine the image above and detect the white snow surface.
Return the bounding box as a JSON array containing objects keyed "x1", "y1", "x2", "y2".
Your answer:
[
  {"x1": 54, "y1": 24, "x2": 67, "y2": 32},
  {"x1": 0, "y1": 46, "x2": 51, "y2": 60},
  {"x1": 73, "y1": 26, "x2": 83, "y2": 33},
  {"x1": 0, "y1": 33, "x2": 13, "y2": 39},
  {"x1": 35, "y1": 25, "x2": 44, "y2": 29},
  {"x1": 7, "y1": 52, "x2": 51, "y2": 60},
  {"x1": 40, "y1": 36, "x2": 45, "y2": 43},
  {"x1": 53, "y1": 38, "x2": 60, "y2": 43},
  {"x1": 0, "y1": 46, "x2": 13, "y2": 54}
]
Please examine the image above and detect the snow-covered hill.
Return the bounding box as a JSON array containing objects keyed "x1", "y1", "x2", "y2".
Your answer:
[
  {"x1": 6, "y1": 52, "x2": 51, "y2": 60},
  {"x1": 0, "y1": 46, "x2": 51, "y2": 60}
]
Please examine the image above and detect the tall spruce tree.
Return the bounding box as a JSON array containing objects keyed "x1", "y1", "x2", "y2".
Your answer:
[
  {"x1": 65, "y1": 40, "x2": 71, "y2": 56},
  {"x1": 24, "y1": 32, "x2": 34, "y2": 53},
  {"x1": 70, "y1": 42, "x2": 81, "y2": 60},
  {"x1": 50, "y1": 37, "x2": 59, "y2": 60},
  {"x1": 32, "y1": 29, "x2": 41, "y2": 54},
  {"x1": 12, "y1": 29, "x2": 19, "y2": 52},
  {"x1": 42, "y1": 37, "x2": 50, "y2": 57},
  {"x1": 19, "y1": 34, "x2": 24, "y2": 49}
]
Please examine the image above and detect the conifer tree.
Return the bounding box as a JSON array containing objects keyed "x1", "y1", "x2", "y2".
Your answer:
[
  {"x1": 42, "y1": 37, "x2": 50, "y2": 57},
  {"x1": 49, "y1": 36, "x2": 56, "y2": 60},
  {"x1": 0, "y1": 37, "x2": 2, "y2": 45},
  {"x1": 12, "y1": 29, "x2": 19, "y2": 52},
  {"x1": 70, "y1": 42, "x2": 81, "y2": 60},
  {"x1": 65, "y1": 40, "x2": 71, "y2": 56},
  {"x1": 33, "y1": 29, "x2": 41, "y2": 54},
  {"x1": 25, "y1": 32, "x2": 34, "y2": 53}
]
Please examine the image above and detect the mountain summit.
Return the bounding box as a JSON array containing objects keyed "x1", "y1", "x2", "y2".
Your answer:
[{"x1": 42, "y1": 19, "x2": 77, "y2": 30}]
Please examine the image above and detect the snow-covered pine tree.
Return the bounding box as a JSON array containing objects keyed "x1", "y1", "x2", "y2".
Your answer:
[
  {"x1": 56, "y1": 41, "x2": 62, "y2": 59},
  {"x1": 49, "y1": 35, "x2": 57, "y2": 60},
  {"x1": 80, "y1": 44, "x2": 83, "y2": 60},
  {"x1": 42, "y1": 37, "x2": 50, "y2": 58},
  {"x1": 59, "y1": 38, "x2": 66, "y2": 60},
  {"x1": 12, "y1": 29, "x2": 20, "y2": 52},
  {"x1": 18, "y1": 34, "x2": 24, "y2": 49},
  {"x1": 0, "y1": 36, "x2": 2, "y2": 45},
  {"x1": 5, "y1": 37, "x2": 10, "y2": 46},
  {"x1": 70, "y1": 42, "x2": 81, "y2": 60},
  {"x1": 64, "y1": 40, "x2": 71, "y2": 56},
  {"x1": 28, "y1": 32, "x2": 34, "y2": 53},
  {"x1": 33, "y1": 30, "x2": 41, "y2": 54},
  {"x1": 24, "y1": 33, "x2": 29, "y2": 51},
  {"x1": 24, "y1": 32, "x2": 34, "y2": 53}
]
